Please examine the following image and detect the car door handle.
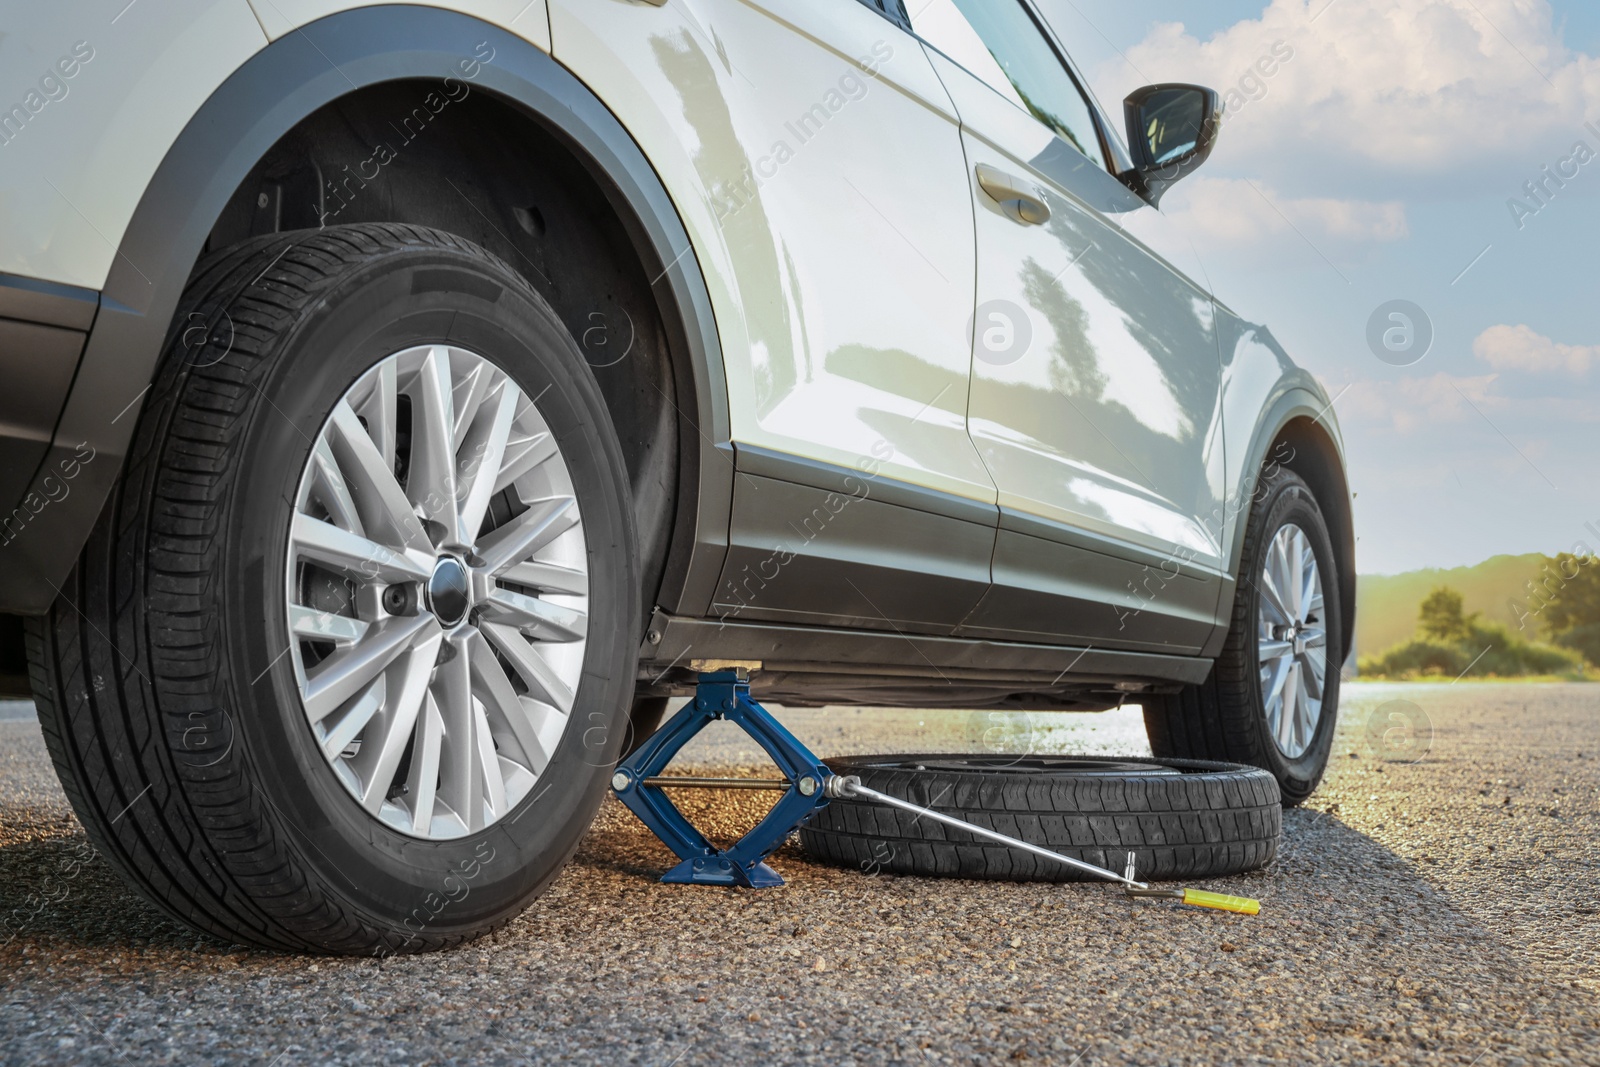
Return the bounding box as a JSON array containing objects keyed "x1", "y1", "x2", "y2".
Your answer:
[{"x1": 975, "y1": 164, "x2": 1051, "y2": 226}]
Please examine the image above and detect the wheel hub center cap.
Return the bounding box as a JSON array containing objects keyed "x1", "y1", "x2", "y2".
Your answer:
[
  {"x1": 288, "y1": 343, "x2": 590, "y2": 841},
  {"x1": 427, "y1": 557, "x2": 471, "y2": 627}
]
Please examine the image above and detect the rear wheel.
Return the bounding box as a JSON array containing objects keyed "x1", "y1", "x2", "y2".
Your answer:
[
  {"x1": 799, "y1": 753, "x2": 1280, "y2": 882},
  {"x1": 623, "y1": 696, "x2": 671, "y2": 758},
  {"x1": 26, "y1": 224, "x2": 640, "y2": 953},
  {"x1": 1143, "y1": 466, "x2": 1342, "y2": 805}
]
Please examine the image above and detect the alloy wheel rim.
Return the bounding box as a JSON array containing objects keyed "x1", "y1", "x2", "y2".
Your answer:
[
  {"x1": 1256, "y1": 523, "x2": 1327, "y2": 760},
  {"x1": 285, "y1": 344, "x2": 588, "y2": 840}
]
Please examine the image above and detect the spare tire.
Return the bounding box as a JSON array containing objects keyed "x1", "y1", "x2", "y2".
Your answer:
[{"x1": 799, "y1": 754, "x2": 1280, "y2": 882}]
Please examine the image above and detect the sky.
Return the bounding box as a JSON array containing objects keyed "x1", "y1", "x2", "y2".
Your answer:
[{"x1": 1035, "y1": 0, "x2": 1600, "y2": 574}]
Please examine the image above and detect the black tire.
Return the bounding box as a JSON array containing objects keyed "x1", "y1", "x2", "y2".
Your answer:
[
  {"x1": 799, "y1": 754, "x2": 1280, "y2": 882},
  {"x1": 1143, "y1": 466, "x2": 1343, "y2": 806},
  {"x1": 25, "y1": 224, "x2": 640, "y2": 954}
]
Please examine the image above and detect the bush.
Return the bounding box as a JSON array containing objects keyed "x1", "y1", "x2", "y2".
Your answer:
[
  {"x1": 1554, "y1": 621, "x2": 1600, "y2": 668},
  {"x1": 1358, "y1": 639, "x2": 1467, "y2": 679},
  {"x1": 1466, "y1": 620, "x2": 1584, "y2": 676},
  {"x1": 1360, "y1": 586, "x2": 1585, "y2": 679}
]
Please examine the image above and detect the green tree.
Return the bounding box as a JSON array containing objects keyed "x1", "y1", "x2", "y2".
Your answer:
[
  {"x1": 1542, "y1": 552, "x2": 1600, "y2": 666},
  {"x1": 1542, "y1": 553, "x2": 1600, "y2": 631},
  {"x1": 1417, "y1": 586, "x2": 1470, "y2": 643}
]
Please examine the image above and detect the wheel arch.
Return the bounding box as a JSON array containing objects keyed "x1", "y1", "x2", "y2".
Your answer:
[
  {"x1": 1223, "y1": 384, "x2": 1357, "y2": 663},
  {"x1": 0, "y1": 5, "x2": 731, "y2": 620}
]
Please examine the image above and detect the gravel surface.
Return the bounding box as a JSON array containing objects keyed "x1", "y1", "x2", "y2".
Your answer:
[{"x1": 1, "y1": 684, "x2": 1597, "y2": 1065}]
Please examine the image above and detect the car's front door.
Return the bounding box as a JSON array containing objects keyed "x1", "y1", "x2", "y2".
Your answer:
[
  {"x1": 908, "y1": 0, "x2": 1228, "y2": 653},
  {"x1": 551, "y1": 0, "x2": 999, "y2": 636}
]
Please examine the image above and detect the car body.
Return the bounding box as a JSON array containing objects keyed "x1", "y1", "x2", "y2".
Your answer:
[
  {"x1": 0, "y1": 0, "x2": 1352, "y2": 704},
  {"x1": 0, "y1": 0, "x2": 1353, "y2": 950}
]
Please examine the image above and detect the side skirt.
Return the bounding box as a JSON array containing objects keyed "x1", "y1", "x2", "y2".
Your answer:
[{"x1": 636, "y1": 610, "x2": 1212, "y2": 709}]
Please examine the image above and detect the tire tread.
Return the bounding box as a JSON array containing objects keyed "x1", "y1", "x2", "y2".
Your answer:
[
  {"x1": 799, "y1": 755, "x2": 1280, "y2": 882},
  {"x1": 1142, "y1": 465, "x2": 1341, "y2": 804},
  {"x1": 27, "y1": 225, "x2": 546, "y2": 953}
]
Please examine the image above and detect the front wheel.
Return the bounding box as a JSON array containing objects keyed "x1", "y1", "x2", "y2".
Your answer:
[
  {"x1": 1143, "y1": 466, "x2": 1342, "y2": 805},
  {"x1": 27, "y1": 224, "x2": 640, "y2": 953}
]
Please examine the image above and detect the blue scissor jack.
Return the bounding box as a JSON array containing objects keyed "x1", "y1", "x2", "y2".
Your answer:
[
  {"x1": 609, "y1": 671, "x2": 1264, "y2": 913},
  {"x1": 609, "y1": 668, "x2": 832, "y2": 887}
]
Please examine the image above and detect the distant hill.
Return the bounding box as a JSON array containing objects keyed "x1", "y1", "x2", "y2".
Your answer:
[{"x1": 1355, "y1": 554, "x2": 1546, "y2": 659}]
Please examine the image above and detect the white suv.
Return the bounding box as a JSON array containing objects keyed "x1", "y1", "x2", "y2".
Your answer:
[{"x1": 0, "y1": 0, "x2": 1352, "y2": 952}]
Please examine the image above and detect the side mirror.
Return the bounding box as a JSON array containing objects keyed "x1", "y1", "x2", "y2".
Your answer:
[{"x1": 1121, "y1": 84, "x2": 1221, "y2": 207}]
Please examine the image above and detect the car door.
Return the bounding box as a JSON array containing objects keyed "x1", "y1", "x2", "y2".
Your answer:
[
  {"x1": 906, "y1": 0, "x2": 1228, "y2": 654},
  {"x1": 552, "y1": 0, "x2": 999, "y2": 635}
]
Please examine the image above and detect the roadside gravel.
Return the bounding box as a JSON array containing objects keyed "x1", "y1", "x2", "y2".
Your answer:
[{"x1": 1, "y1": 685, "x2": 1596, "y2": 1065}]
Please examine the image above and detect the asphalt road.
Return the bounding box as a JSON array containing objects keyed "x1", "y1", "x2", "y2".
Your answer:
[{"x1": 1, "y1": 684, "x2": 1597, "y2": 1065}]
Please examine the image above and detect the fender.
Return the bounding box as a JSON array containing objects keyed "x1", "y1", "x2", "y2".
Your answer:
[
  {"x1": 1202, "y1": 373, "x2": 1356, "y2": 660},
  {"x1": 0, "y1": 6, "x2": 731, "y2": 616}
]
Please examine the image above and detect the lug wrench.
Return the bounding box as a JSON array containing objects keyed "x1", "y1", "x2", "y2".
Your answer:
[{"x1": 828, "y1": 775, "x2": 1260, "y2": 914}]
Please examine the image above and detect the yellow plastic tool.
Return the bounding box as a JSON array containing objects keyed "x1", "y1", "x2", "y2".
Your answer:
[
  {"x1": 1121, "y1": 856, "x2": 1261, "y2": 915},
  {"x1": 1180, "y1": 888, "x2": 1261, "y2": 915}
]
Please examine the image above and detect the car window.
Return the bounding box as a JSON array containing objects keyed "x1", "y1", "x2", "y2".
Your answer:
[
  {"x1": 910, "y1": 0, "x2": 1106, "y2": 170},
  {"x1": 852, "y1": 0, "x2": 910, "y2": 30}
]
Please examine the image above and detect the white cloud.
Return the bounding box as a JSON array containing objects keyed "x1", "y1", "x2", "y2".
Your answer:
[
  {"x1": 1162, "y1": 175, "x2": 1409, "y2": 245},
  {"x1": 1339, "y1": 366, "x2": 1600, "y2": 434},
  {"x1": 1101, "y1": 0, "x2": 1600, "y2": 193},
  {"x1": 1339, "y1": 372, "x2": 1501, "y2": 433},
  {"x1": 1474, "y1": 323, "x2": 1598, "y2": 375}
]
